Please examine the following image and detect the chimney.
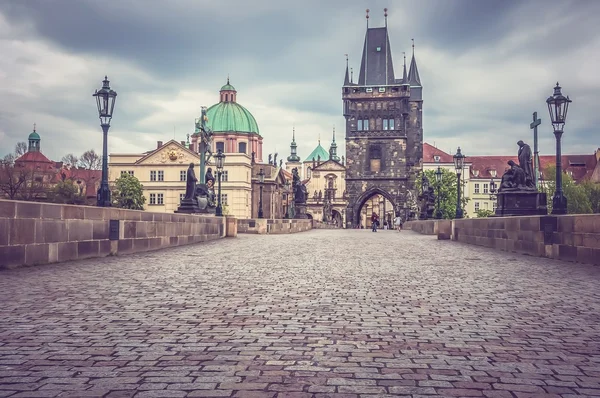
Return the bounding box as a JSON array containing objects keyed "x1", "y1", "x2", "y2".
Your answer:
[{"x1": 157, "y1": 141, "x2": 163, "y2": 149}]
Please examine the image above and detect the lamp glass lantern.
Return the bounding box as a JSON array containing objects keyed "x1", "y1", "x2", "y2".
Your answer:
[
  {"x1": 434, "y1": 166, "x2": 443, "y2": 183},
  {"x1": 546, "y1": 82, "x2": 571, "y2": 132},
  {"x1": 453, "y1": 147, "x2": 465, "y2": 174},
  {"x1": 215, "y1": 149, "x2": 225, "y2": 171},
  {"x1": 93, "y1": 76, "x2": 117, "y2": 126}
]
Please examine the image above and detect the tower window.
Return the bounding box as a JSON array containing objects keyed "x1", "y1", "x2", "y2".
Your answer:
[
  {"x1": 389, "y1": 119, "x2": 394, "y2": 130},
  {"x1": 357, "y1": 120, "x2": 363, "y2": 131},
  {"x1": 369, "y1": 145, "x2": 382, "y2": 173},
  {"x1": 383, "y1": 119, "x2": 388, "y2": 130},
  {"x1": 376, "y1": 47, "x2": 381, "y2": 52},
  {"x1": 216, "y1": 142, "x2": 225, "y2": 153},
  {"x1": 239, "y1": 142, "x2": 247, "y2": 154}
]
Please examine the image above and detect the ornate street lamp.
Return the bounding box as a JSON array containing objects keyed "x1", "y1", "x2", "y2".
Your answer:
[
  {"x1": 453, "y1": 147, "x2": 465, "y2": 219},
  {"x1": 434, "y1": 166, "x2": 443, "y2": 219},
  {"x1": 489, "y1": 178, "x2": 497, "y2": 201},
  {"x1": 215, "y1": 149, "x2": 226, "y2": 216},
  {"x1": 258, "y1": 168, "x2": 265, "y2": 219},
  {"x1": 93, "y1": 76, "x2": 117, "y2": 207},
  {"x1": 546, "y1": 82, "x2": 571, "y2": 215}
]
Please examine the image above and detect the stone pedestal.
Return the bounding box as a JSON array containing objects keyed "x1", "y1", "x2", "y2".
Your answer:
[
  {"x1": 294, "y1": 203, "x2": 309, "y2": 219},
  {"x1": 175, "y1": 198, "x2": 201, "y2": 214},
  {"x1": 495, "y1": 191, "x2": 547, "y2": 217}
]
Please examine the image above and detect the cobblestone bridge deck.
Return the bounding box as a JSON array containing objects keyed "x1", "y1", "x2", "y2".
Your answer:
[{"x1": 1, "y1": 230, "x2": 600, "y2": 397}]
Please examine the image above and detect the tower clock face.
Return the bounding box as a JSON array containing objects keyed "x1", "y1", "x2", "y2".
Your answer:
[{"x1": 168, "y1": 150, "x2": 178, "y2": 161}]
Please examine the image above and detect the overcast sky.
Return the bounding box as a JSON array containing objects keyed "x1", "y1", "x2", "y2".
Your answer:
[{"x1": 0, "y1": 0, "x2": 599, "y2": 163}]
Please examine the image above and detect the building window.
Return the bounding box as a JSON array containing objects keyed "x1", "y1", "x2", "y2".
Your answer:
[
  {"x1": 239, "y1": 142, "x2": 247, "y2": 154},
  {"x1": 483, "y1": 183, "x2": 488, "y2": 194},
  {"x1": 383, "y1": 119, "x2": 389, "y2": 130},
  {"x1": 216, "y1": 142, "x2": 225, "y2": 153},
  {"x1": 222, "y1": 170, "x2": 228, "y2": 182},
  {"x1": 389, "y1": 118, "x2": 394, "y2": 130},
  {"x1": 363, "y1": 119, "x2": 369, "y2": 131},
  {"x1": 158, "y1": 170, "x2": 164, "y2": 181},
  {"x1": 220, "y1": 194, "x2": 228, "y2": 206},
  {"x1": 474, "y1": 202, "x2": 480, "y2": 211},
  {"x1": 157, "y1": 193, "x2": 164, "y2": 204},
  {"x1": 122, "y1": 170, "x2": 134, "y2": 176},
  {"x1": 474, "y1": 183, "x2": 480, "y2": 194},
  {"x1": 357, "y1": 120, "x2": 363, "y2": 131},
  {"x1": 150, "y1": 171, "x2": 157, "y2": 181},
  {"x1": 180, "y1": 170, "x2": 187, "y2": 181},
  {"x1": 493, "y1": 202, "x2": 497, "y2": 210},
  {"x1": 369, "y1": 145, "x2": 382, "y2": 173},
  {"x1": 149, "y1": 193, "x2": 156, "y2": 204},
  {"x1": 180, "y1": 193, "x2": 185, "y2": 202}
]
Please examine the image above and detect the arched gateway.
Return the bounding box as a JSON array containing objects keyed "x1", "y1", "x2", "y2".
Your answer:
[{"x1": 342, "y1": 13, "x2": 424, "y2": 228}]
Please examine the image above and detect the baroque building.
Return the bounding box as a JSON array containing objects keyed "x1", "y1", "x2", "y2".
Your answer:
[{"x1": 342, "y1": 11, "x2": 423, "y2": 228}]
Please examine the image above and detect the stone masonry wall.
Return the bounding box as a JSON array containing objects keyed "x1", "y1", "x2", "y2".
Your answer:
[
  {"x1": 237, "y1": 219, "x2": 312, "y2": 234},
  {"x1": 0, "y1": 199, "x2": 225, "y2": 269}
]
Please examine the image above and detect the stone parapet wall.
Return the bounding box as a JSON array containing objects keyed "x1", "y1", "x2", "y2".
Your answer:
[
  {"x1": 312, "y1": 221, "x2": 340, "y2": 229},
  {"x1": 237, "y1": 219, "x2": 312, "y2": 234},
  {"x1": 452, "y1": 215, "x2": 600, "y2": 265},
  {"x1": 404, "y1": 219, "x2": 452, "y2": 239},
  {"x1": 0, "y1": 199, "x2": 225, "y2": 269}
]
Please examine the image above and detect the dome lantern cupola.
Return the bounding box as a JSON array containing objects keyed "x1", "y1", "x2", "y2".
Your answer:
[
  {"x1": 28, "y1": 123, "x2": 41, "y2": 152},
  {"x1": 220, "y1": 77, "x2": 237, "y2": 103}
]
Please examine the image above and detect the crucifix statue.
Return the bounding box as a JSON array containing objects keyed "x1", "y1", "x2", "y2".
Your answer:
[
  {"x1": 530, "y1": 112, "x2": 541, "y2": 189},
  {"x1": 194, "y1": 107, "x2": 214, "y2": 184}
]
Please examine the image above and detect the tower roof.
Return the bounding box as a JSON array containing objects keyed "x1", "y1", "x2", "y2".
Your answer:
[
  {"x1": 407, "y1": 44, "x2": 422, "y2": 86},
  {"x1": 358, "y1": 27, "x2": 395, "y2": 86},
  {"x1": 29, "y1": 130, "x2": 40, "y2": 140},
  {"x1": 220, "y1": 77, "x2": 236, "y2": 91},
  {"x1": 206, "y1": 81, "x2": 259, "y2": 135},
  {"x1": 304, "y1": 142, "x2": 329, "y2": 163}
]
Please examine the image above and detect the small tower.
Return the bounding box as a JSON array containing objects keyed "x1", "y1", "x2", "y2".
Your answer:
[
  {"x1": 286, "y1": 127, "x2": 302, "y2": 176},
  {"x1": 329, "y1": 127, "x2": 341, "y2": 162},
  {"x1": 220, "y1": 76, "x2": 237, "y2": 103},
  {"x1": 28, "y1": 124, "x2": 41, "y2": 152}
]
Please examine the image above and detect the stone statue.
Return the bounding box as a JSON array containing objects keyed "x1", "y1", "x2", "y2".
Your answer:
[
  {"x1": 268, "y1": 154, "x2": 272, "y2": 165},
  {"x1": 317, "y1": 155, "x2": 321, "y2": 163},
  {"x1": 251, "y1": 151, "x2": 256, "y2": 164},
  {"x1": 205, "y1": 167, "x2": 215, "y2": 187},
  {"x1": 313, "y1": 190, "x2": 318, "y2": 200},
  {"x1": 273, "y1": 153, "x2": 278, "y2": 166},
  {"x1": 499, "y1": 160, "x2": 530, "y2": 191},
  {"x1": 184, "y1": 162, "x2": 197, "y2": 200},
  {"x1": 318, "y1": 190, "x2": 322, "y2": 200},
  {"x1": 195, "y1": 107, "x2": 214, "y2": 165},
  {"x1": 292, "y1": 167, "x2": 307, "y2": 204},
  {"x1": 279, "y1": 159, "x2": 283, "y2": 168},
  {"x1": 517, "y1": 140, "x2": 535, "y2": 188}
]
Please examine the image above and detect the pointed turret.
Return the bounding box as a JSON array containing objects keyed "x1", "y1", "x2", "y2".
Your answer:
[
  {"x1": 344, "y1": 55, "x2": 351, "y2": 85},
  {"x1": 287, "y1": 127, "x2": 300, "y2": 162},
  {"x1": 407, "y1": 40, "x2": 421, "y2": 87},
  {"x1": 402, "y1": 52, "x2": 408, "y2": 84},
  {"x1": 357, "y1": 10, "x2": 395, "y2": 86},
  {"x1": 28, "y1": 123, "x2": 41, "y2": 152},
  {"x1": 329, "y1": 127, "x2": 341, "y2": 162}
]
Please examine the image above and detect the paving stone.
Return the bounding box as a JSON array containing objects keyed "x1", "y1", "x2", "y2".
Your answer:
[{"x1": 0, "y1": 231, "x2": 599, "y2": 398}]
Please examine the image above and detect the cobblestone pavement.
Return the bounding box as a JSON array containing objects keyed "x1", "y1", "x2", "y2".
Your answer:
[{"x1": 1, "y1": 230, "x2": 600, "y2": 398}]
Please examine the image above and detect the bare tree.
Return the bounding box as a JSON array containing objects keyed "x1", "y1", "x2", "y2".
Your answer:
[
  {"x1": 15, "y1": 142, "x2": 27, "y2": 157},
  {"x1": 0, "y1": 154, "x2": 29, "y2": 200},
  {"x1": 79, "y1": 150, "x2": 102, "y2": 170},
  {"x1": 61, "y1": 153, "x2": 79, "y2": 168}
]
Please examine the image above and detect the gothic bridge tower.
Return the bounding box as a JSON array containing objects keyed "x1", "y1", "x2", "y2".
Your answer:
[{"x1": 342, "y1": 9, "x2": 423, "y2": 227}]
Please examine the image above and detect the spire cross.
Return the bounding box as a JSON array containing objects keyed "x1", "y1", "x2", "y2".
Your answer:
[
  {"x1": 33, "y1": 123, "x2": 36, "y2": 132},
  {"x1": 412, "y1": 38, "x2": 415, "y2": 55},
  {"x1": 365, "y1": 8, "x2": 369, "y2": 28}
]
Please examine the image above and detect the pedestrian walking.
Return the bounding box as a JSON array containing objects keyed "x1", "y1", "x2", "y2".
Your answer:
[
  {"x1": 371, "y1": 212, "x2": 379, "y2": 232},
  {"x1": 394, "y1": 214, "x2": 402, "y2": 232}
]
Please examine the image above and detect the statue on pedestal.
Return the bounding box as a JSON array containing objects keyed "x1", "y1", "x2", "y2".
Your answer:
[
  {"x1": 518, "y1": 140, "x2": 535, "y2": 189},
  {"x1": 184, "y1": 163, "x2": 197, "y2": 200},
  {"x1": 292, "y1": 167, "x2": 307, "y2": 204}
]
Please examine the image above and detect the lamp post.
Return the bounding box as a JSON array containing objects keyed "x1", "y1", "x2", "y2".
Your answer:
[
  {"x1": 93, "y1": 76, "x2": 117, "y2": 207},
  {"x1": 453, "y1": 147, "x2": 465, "y2": 219},
  {"x1": 215, "y1": 149, "x2": 225, "y2": 216},
  {"x1": 489, "y1": 178, "x2": 497, "y2": 201},
  {"x1": 421, "y1": 173, "x2": 430, "y2": 220},
  {"x1": 434, "y1": 166, "x2": 443, "y2": 219},
  {"x1": 258, "y1": 168, "x2": 265, "y2": 219},
  {"x1": 546, "y1": 82, "x2": 571, "y2": 215}
]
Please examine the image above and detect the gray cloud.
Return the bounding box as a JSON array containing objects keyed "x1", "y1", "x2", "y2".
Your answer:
[{"x1": 0, "y1": 0, "x2": 598, "y2": 163}]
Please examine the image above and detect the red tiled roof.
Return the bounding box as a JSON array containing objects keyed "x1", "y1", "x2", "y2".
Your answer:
[
  {"x1": 15, "y1": 151, "x2": 55, "y2": 170},
  {"x1": 423, "y1": 143, "x2": 454, "y2": 163}
]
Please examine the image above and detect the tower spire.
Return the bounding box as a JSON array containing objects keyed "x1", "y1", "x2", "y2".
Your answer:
[
  {"x1": 402, "y1": 52, "x2": 407, "y2": 83},
  {"x1": 384, "y1": 8, "x2": 389, "y2": 85},
  {"x1": 344, "y1": 54, "x2": 350, "y2": 85},
  {"x1": 287, "y1": 125, "x2": 300, "y2": 162},
  {"x1": 329, "y1": 125, "x2": 340, "y2": 162},
  {"x1": 407, "y1": 38, "x2": 422, "y2": 86}
]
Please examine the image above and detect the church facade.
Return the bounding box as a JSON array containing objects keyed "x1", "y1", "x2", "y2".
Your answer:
[{"x1": 342, "y1": 12, "x2": 423, "y2": 228}]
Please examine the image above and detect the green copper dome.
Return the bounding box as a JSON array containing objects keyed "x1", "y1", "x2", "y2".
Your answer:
[
  {"x1": 206, "y1": 102, "x2": 260, "y2": 135},
  {"x1": 220, "y1": 83, "x2": 236, "y2": 91},
  {"x1": 28, "y1": 131, "x2": 40, "y2": 140},
  {"x1": 305, "y1": 142, "x2": 329, "y2": 162}
]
